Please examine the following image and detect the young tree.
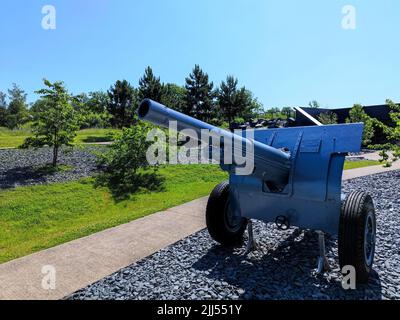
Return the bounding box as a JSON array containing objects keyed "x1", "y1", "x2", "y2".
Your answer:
[
  {"x1": 0, "y1": 91, "x2": 8, "y2": 127},
  {"x1": 107, "y1": 80, "x2": 138, "y2": 128},
  {"x1": 6, "y1": 84, "x2": 28, "y2": 129},
  {"x1": 161, "y1": 83, "x2": 186, "y2": 113},
  {"x1": 138, "y1": 66, "x2": 164, "y2": 102},
  {"x1": 30, "y1": 98, "x2": 48, "y2": 115},
  {"x1": 184, "y1": 65, "x2": 216, "y2": 122},
  {"x1": 346, "y1": 104, "x2": 374, "y2": 146},
  {"x1": 22, "y1": 79, "x2": 78, "y2": 167},
  {"x1": 318, "y1": 111, "x2": 338, "y2": 124}
]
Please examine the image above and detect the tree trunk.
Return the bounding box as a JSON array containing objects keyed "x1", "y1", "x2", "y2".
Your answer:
[
  {"x1": 53, "y1": 129, "x2": 59, "y2": 167},
  {"x1": 53, "y1": 144, "x2": 59, "y2": 167}
]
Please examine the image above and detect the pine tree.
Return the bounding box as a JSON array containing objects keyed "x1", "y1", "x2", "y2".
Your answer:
[
  {"x1": 218, "y1": 76, "x2": 238, "y2": 124},
  {"x1": 6, "y1": 84, "x2": 28, "y2": 129},
  {"x1": 184, "y1": 65, "x2": 215, "y2": 122},
  {"x1": 138, "y1": 66, "x2": 164, "y2": 102},
  {"x1": 107, "y1": 80, "x2": 137, "y2": 128},
  {"x1": 217, "y1": 76, "x2": 253, "y2": 125}
]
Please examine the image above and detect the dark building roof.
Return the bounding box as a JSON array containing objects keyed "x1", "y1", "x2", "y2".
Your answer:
[{"x1": 295, "y1": 104, "x2": 394, "y2": 127}]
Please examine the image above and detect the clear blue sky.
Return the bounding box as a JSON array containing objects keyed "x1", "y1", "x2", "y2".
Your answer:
[{"x1": 0, "y1": 0, "x2": 399, "y2": 109}]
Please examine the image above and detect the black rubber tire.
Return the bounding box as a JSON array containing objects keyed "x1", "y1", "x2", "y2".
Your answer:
[
  {"x1": 206, "y1": 181, "x2": 247, "y2": 246},
  {"x1": 338, "y1": 191, "x2": 376, "y2": 284}
]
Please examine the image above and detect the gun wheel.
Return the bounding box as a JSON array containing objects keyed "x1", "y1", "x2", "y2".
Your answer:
[
  {"x1": 339, "y1": 191, "x2": 376, "y2": 283},
  {"x1": 206, "y1": 181, "x2": 247, "y2": 246}
]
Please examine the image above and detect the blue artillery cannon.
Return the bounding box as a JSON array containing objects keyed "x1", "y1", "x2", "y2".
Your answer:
[{"x1": 138, "y1": 99, "x2": 376, "y2": 283}]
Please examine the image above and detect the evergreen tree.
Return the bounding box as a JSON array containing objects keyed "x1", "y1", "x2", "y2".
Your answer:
[
  {"x1": 218, "y1": 77, "x2": 263, "y2": 124},
  {"x1": 184, "y1": 65, "x2": 215, "y2": 122},
  {"x1": 107, "y1": 80, "x2": 137, "y2": 128},
  {"x1": 6, "y1": 83, "x2": 28, "y2": 129},
  {"x1": 0, "y1": 91, "x2": 8, "y2": 127},
  {"x1": 217, "y1": 76, "x2": 239, "y2": 124},
  {"x1": 138, "y1": 66, "x2": 164, "y2": 102}
]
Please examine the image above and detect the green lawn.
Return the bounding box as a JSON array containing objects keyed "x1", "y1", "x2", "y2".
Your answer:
[
  {"x1": 74, "y1": 128, "x2": 118, "y2": 144},
  {"x1": 0, "y1": 127, "x2": 31, "y2": 148},
  {"x1": 0, "y1": 156, "x2": 380, "y2": 264},
  {"x1": 0, "y1": 127, "x2": 118, "y2": 148},
  {"x1": 343, "y1": 160, "x2": 379, "y2": 170},
  {"x1": 0, "y1": 165, "x2": 227, "y2": 263}
]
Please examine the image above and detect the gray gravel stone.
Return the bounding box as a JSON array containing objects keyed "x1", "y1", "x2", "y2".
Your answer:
[
  {"x1": 68, "y1": 170, "x2": 400, "y2": 300},
  {"x1": 0, "y1": 146, "x2": 105, "y2": 189}
]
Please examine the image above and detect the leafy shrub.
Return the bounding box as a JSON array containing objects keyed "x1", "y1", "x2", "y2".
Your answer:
[
  {"x1": 369, "y1": 99, "x2": 400, "y2": 166},
  {"x1": 95, "y1": 122, "x2": 165, "y2": 199},
  {"x1": 346, "y1": 104, "x2": 375, "y2": 146},
  {"x1": 318, "y1": 111, "x2": 338, "y2": 125}
]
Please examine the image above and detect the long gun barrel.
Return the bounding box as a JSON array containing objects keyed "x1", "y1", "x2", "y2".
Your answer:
[{"x1": 138, "y1": 99, "x2": 291, "y2": 188}]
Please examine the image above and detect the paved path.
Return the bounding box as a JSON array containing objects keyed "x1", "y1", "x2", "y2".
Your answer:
[
  {"x1": 0, "y1": 198, "x2": 207, "y2": 300},
  {"x1": 342, "y1": 161, "x2": 400, "y2": 180},
  {"x1": 0, "y1": 162, "x2": 399, "y2": 300}
]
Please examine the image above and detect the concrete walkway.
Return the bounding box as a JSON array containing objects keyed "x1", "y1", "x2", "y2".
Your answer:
[
  {"x1": 0, "y1": 198, "x2": 208, "y2": 300},
  {"x1": 342, "y1": 161, "x2": 400, "y2": 180},
  {"x1": 0, "y1": 162, "x2": 399, "y2": 300}
]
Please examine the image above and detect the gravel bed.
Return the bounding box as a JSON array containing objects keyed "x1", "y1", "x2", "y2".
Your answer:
[
  {"x1": 0, "y1": 146, "x2": 105, "y2": 189},
  {"x1": 68, "y1": 170, "x2": 400, "y2": 300}
]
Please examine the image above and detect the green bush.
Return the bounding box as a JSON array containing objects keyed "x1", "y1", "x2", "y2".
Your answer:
[
  {"x1": 346, "y1": 104, "x2": 375, "y2": 146},
  {"x1": 318, "y1": 111, "x2": 338, "y2": 125},
  {"x1": 95, "y1": 122, "x2": 164, "y2": 199}
]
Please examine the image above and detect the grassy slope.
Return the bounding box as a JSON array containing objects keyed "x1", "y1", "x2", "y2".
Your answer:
[
  {"x1": 0, "y1": 127, "x2": 31, "y2": 148},
  {"x1": 73, "y1": 128, "x2": 118, "y2": 144},
  {"x1": 0, "y1": 155, "x2": 379, "y2": 263},
  {"x1": 0, "y1": 127, "x2": 117, "y2": 148},
  {"x1": 0, "y1": 165, "x2": 227, "y2": 263},
  {"x1": 343, "y1": 160, "x2": 379, "y2": 170}
]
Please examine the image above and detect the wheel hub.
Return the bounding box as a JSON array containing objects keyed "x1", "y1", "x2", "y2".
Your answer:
[
  {"x1": 224, "y1": 201, "x2": 243, "y2": 232},
  {"x1": 364, "y1": 211, "x2": 376, "y2": 267}
]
